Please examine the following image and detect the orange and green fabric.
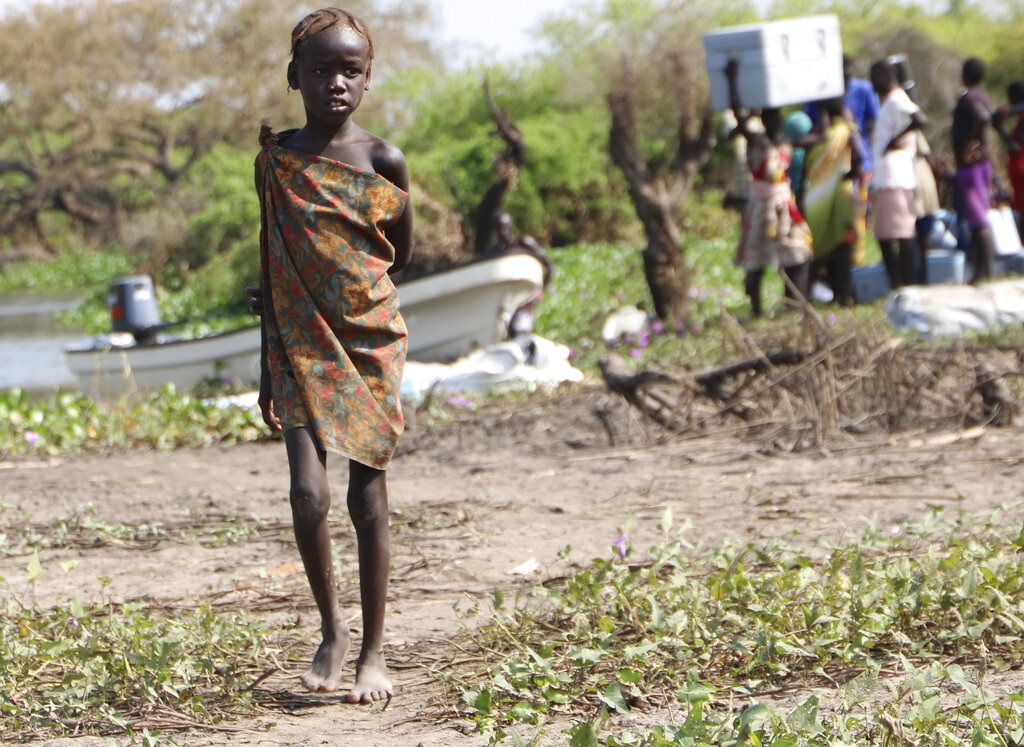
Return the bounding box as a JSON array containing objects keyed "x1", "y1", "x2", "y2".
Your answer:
[
  {"x1": 256, "y1": 126, "x2": 409, "y2": 469},
  {"x1": 802, "y1": 120, "x2": 863, "y2": 262}
]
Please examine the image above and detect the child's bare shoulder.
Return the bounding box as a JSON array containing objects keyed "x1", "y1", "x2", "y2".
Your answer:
[{"x1": 369, "y1": 135, "x2": 409, "y2": 190}]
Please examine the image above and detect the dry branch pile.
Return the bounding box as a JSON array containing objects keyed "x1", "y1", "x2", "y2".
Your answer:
[{"x1": 598, "y1": 316, "x2": 1023, "y2": 451}]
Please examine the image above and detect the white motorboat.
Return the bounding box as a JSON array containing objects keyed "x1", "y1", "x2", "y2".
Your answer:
[{"x1": 65, "y1": 253, "x2": 546, "y2": 397}]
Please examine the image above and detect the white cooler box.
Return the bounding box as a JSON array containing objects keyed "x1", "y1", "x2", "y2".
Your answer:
[{"x1": 704, "y1": 15, "x2": 844, "y2": 112}]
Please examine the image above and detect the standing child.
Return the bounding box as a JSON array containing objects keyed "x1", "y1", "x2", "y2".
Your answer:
[
  {"x1": 252, "y1": 7, "x2": 412, "y2": 704},
  {"x1": 724, "y1": 59, "x2": 813, "y2": 317}
]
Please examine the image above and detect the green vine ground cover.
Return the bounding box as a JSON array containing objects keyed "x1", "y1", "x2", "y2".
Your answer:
[
  {"x1": 5, "y1": 505, "x2": 1024, "y2": 743},
  {"x1": 447, "y1": 507, "x2": 1024, "y2": 746},
  {"x1": 0, "y1": 506, "x2": 298, "y2": 743},
  {"x1": 1, "y1": 386, "x2": 267, "y2": 456}
]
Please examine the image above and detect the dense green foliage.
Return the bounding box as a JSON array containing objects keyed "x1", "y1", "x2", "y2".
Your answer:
[
  {"x1": 3, "y1": 144, "x2": 261, "y2": 336},
  {"x1": 0, "y1": 387, "x2": 266, "y2": 456},
  {"x1": 399, "y1": 64, "x2": 635, "y2": 247},
  {"x1": 0, "y1": 249, "x2": 133, "y2": 294},
  {"x1": 453, "y1": 507, "x2": 1024, "y2": 745},
  {"x1": 534, "y1": 231, "x2": 749, "y2": 371}
]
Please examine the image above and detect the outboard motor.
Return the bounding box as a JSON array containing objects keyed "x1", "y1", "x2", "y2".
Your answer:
[{"x1": 108, "y1": 276, "x2": 162, "y2": 344}]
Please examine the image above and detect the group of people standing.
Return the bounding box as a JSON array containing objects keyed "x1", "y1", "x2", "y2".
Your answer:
[{"x1": 727, "y1": 52, "x2": 1024, "y2": 318}]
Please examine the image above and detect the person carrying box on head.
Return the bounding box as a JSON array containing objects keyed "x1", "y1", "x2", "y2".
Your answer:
[{"x1": 724, "y1": 58, "x2": 813, "y2": 318}]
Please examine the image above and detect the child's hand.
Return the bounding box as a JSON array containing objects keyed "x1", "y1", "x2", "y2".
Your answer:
[
  {"x1": 258, "y1": 378, "x2": 282, "y2": 431},
  {"x1": 246, "y1": 286, "x2": 265, "y2": 316}
]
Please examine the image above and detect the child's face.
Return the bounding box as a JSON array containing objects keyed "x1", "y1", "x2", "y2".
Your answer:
[{"x1": 289, "y1": 25, "x2": 371, "y2": 127}]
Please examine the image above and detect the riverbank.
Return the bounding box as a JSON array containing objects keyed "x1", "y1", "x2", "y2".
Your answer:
[{"x1": 4, "y1": 381, "x2": 1024, "y2": 745}]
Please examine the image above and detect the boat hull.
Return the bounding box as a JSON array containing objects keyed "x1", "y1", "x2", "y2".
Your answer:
[{"x1": 66, "y1": 253, "x2": 546, "y2": 397}]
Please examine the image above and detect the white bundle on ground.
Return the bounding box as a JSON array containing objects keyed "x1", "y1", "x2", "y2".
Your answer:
[
  {"x1": 886, "y1": 278, "x2": 1024, "y2": 338},
  {"x1": 399, "y1": 335, "x2": 584, "y2": 404}
]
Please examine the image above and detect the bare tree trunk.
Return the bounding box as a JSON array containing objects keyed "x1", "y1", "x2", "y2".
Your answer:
[
  {"x1": 471, "y1": 78, "x2": 526, "y2": 256},
  {"x1": 607, "y1": 55, "x2": 715, "y2": 322}
]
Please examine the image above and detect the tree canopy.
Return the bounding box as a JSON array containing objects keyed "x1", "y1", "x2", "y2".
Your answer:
[{"x1": 0, "y1": 0, "x2": 438, "y2": 250}]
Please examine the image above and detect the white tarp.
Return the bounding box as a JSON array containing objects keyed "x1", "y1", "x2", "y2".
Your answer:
[
  {"x1": 212, "y1": 336, "x2": 583, "y2": 411},
  {"x1": 886, "y1": 278, "x2": 1024, "y2": 338},
  {"x1": 399, "y1": 335, "x2": 584, "y2": 404}
]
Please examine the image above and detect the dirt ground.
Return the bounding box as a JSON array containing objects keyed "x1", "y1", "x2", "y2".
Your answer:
[{"x1": 4, "y1": 380, "x2": 1024, "y2": 747}]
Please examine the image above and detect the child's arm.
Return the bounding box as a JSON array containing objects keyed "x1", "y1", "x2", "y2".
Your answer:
[
  {"x1": 993, "y1": 107, "x2": 1021, "y2": 154},
  {"x1": 724, "y1": 58, "x2": 755, "y2": 142},
  {"x1": 849, "y1": 123, "x2": 865, "y2": 179},
  {"x1": 374, "y1": 141, "x2": 413, "y2": 275},
  {"x1": 253, "y1": 159, "x2": 281, "y2": 432}
]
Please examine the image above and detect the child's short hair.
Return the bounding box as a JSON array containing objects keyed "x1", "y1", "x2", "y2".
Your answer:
[
  {"x1": 962, "y1": 57, "x2": 986, "y2": 86},
  {"x1": 290, "y1": 8, "x2": 375, "y2": 71},
  {"x1": 1008, "y1": 80, "x2": 1024, "y2": 105}
]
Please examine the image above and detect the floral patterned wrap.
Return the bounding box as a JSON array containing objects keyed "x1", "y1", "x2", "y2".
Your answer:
[{"x1": 256, "y1": 126, "x2": 409, "y2": 469}]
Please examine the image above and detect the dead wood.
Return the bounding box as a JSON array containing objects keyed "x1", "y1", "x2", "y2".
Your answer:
[
  {"x1": 598, "y1": 355, "x2": 682, "y2": 430},
  {"x1": 597, "y1": 328, "x2": 1023, "y2": 448},
  {"x1": 693, "y1": 349, "x2": 811, "y2": 387},
  {"x1": 471, "y1": 77, "x2": 527, "y2": 256},
  {"x1": 973, "y1": 363, "x2": 1016, "y2": 426}
]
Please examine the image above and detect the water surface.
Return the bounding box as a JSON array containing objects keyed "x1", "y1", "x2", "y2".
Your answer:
[{"x1": 0, "y1": 293, "x2": 88, "y2": 391}]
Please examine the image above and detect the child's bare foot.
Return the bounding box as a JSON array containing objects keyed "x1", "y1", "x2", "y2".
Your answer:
[
  {"x1": 346, "y1": 650, "x2": 392, "y2": 704},
  {"x1": 300, "y1": 627, "x2": 351, "y2": 693}
]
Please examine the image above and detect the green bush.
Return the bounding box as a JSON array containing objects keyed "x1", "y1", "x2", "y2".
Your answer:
[
  {"x1": 400, "y1": 65, "x2": 635, "y2": 248},
  {"x1": 0, "y1": 248, "x2": 132, "y2": 294}
]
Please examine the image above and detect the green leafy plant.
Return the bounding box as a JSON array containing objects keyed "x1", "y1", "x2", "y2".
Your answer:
[
  {"x1": 449, "y1": 507, "x2": 1024, "y2": 745},
  {"x1": 0, "y1": 594, "x2": 280, "y2": 740},
  {"x1": 0, "y1": 248, "x2": 133, "y2": 294},
  {"x1": 0, "y1": 386, "x2": 267, "y2": 456}
]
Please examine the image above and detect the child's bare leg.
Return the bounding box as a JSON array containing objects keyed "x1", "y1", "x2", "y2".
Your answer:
[
  {"x1": 285, "y1": 427, "x2": 350, "y2": 692},
  {"x1": 345, "y1": 460, "x2": 392, "y2": 704}
]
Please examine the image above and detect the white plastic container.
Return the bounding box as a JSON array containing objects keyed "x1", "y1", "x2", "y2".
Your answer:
[
  {"x1": 704, "y1": 15, "x2": 844, "y2": 111},
  {"x1": 926, "y1": 249, "x2": 965, "y2": 285},
  {"x1": 852, "y1": 263, "x2": 891, "y2": 304}
]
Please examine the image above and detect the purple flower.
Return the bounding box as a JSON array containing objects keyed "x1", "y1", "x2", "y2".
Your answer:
[
  {"x1": 24, "y1": 430, "x2": 40, "y2": 446},
  {"x1": 826, "y1": 312, "x2": 837, "y2": 326},
  {"x1": 628, "y1": 348, "x2": 642, "y2": 358},
  {"x1": 446, "y1": 396, "x2": 475, "y2": 409},
  {"x1": 612, "y1": 533, "x2": 629, "y2": 559},
  {"x1": 616, "y1": 291, "x2": 628, "y2": 302},
  {"x1": 691, "y1": 322, "x2": 703, "y2": 335},
  {"x1": 650, "y1": 319, "x2": 665, "y2": 335},
  {"x1": 636, "y1": 333, "x2": 650, "y2": 348}
]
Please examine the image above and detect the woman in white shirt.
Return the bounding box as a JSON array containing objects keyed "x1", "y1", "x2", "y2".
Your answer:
[{"x1": 870, "y1": 59, "x2": 928, "y2": 288}]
